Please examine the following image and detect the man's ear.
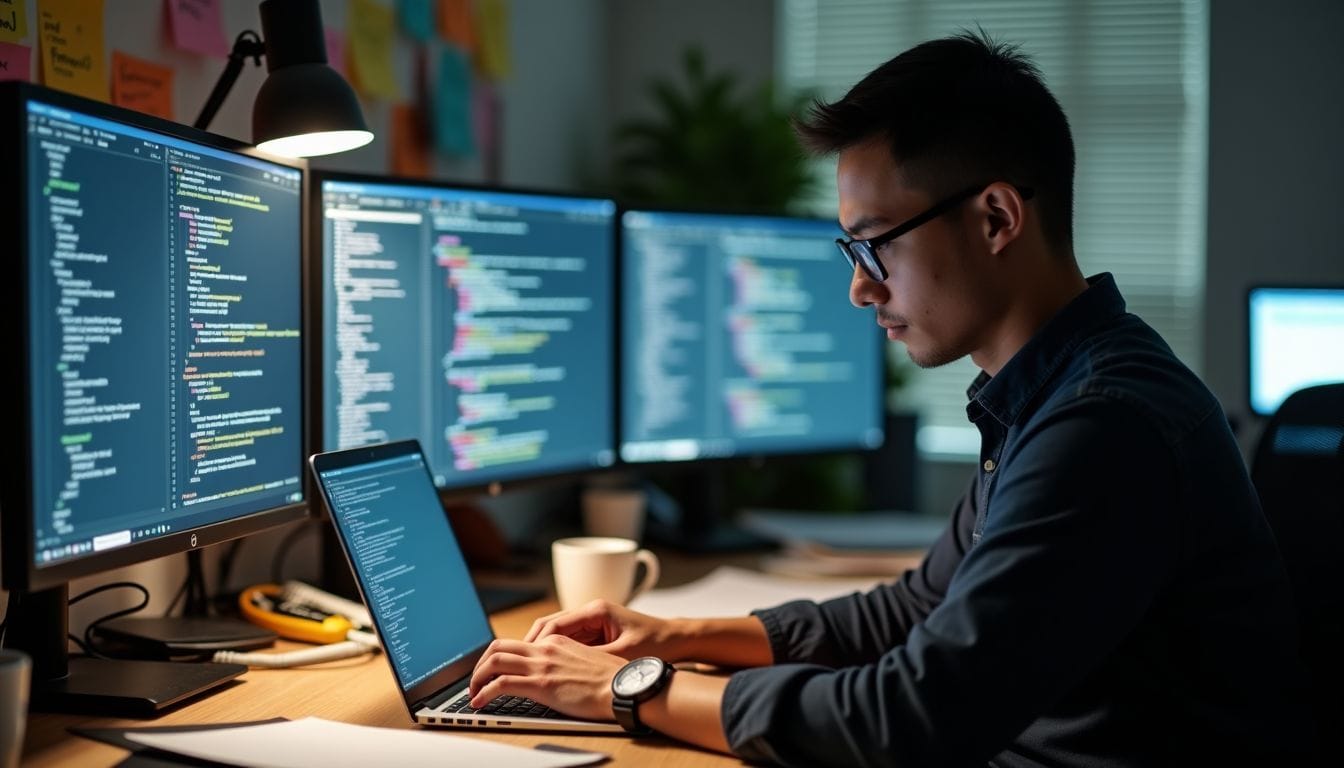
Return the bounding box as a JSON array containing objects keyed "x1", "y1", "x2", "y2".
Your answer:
[{"x1": 979, "y1": 183, "x2": 1028, "y2": 256}]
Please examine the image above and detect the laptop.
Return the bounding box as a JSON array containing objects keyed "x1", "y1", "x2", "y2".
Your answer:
[{"x1": 309, "y1": 439, "x2": 625, "y2": 733}]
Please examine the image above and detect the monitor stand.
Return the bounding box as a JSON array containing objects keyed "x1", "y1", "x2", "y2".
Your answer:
[{"x1": 6, "y1": 586, "x2": 246, "y2": 717}]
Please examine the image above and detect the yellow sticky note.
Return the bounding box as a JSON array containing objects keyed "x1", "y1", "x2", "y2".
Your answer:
[
  {"x1": 348, "y1": 0, "x2": 398, "y2": 100},
  {"x1": 39, "y1": 0, "x2": 107, "y2": 102},
  {"x1": 0, "y1": 0, "x2": 28, "y2": 43},
  {"x1": 474, "y1": 0, "x2": 510, "y2": 80},
  {"x1": 112, "y1": 51, "x2": 174, "y2": 120}
]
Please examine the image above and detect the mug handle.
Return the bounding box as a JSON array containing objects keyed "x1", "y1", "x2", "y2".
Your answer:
[{"x1": 628, "y1": 548, "x2": 661, "y2": 603}]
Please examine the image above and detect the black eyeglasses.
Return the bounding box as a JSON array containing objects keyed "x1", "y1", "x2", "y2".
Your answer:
[{"x1": 836, "y1": 184, "x2": 1035, "y2": 282}]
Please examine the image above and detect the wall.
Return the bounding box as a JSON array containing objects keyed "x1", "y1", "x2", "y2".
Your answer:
[
  {"x1": 1, "y1": 0, "x2": 611, "y2": 631},
  {"x1": 1205, "y1": 0, "x2": 1344, "y2": 454}
]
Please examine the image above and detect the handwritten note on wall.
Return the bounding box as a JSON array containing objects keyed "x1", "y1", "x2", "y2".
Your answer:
[
  {"x1": 112, "y1": 51, "x2": 174, "y2": 119},
  {"x1": 39, "y1": 0, "x2": 108, "y2": 101},
  {"x1": 0, "y1": 0, "x2": 28, "y2": 43}
]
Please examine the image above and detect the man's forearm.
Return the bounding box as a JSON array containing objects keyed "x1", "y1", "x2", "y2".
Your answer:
[
  {"x1": 641, "y1": 671, "x2": 733, "y2": 753},
  {"x1": 669, "y1": 616, "x2": 773, "y2": 668}
]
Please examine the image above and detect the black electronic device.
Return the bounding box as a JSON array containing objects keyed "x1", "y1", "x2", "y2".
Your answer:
[
  {"x1": 0, "y1": 82, "x2": 310, "y2": 715},
  {"x1": 1246, "y1": 286, "x2": 1344, "y2": 417},
  {"x1": 309, "y1": 172, "x2": 619, "y2": 593},
  {"x1": 618, "y1": 208, "x2": 886, "y2": 549}
]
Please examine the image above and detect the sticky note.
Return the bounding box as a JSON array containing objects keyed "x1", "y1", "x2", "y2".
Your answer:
[
  {"x1": 0, "y1": 0, "x2": 28, "y2": 43},
  {"x1": 398, "y1": 0, "x2": 433, "y2": 42},
  {"x1": 325, "y1": 27, "x2": 346, "y2": 76},
  {"x1": 436, "y1": 0, "x2": 474, "y2": 52},
  {"x1": 112, "y1": 51, "x2": 174, "y2": 119},
  {"x1": 0, "y1": 41, "x2": 32, "y2": 82},
  {"x1": 474, "y1": 0, "x2": 510, "y2": 80},
  {"x1": 390, "y1": 103, "x2": 431, "y2": 177},
  {"x1": 166, "y1": 0, "x2": 229, "y2": 58},
  {"x1": 39, "y1": 0, "x2": 108, "y2": 102},
  {"x1": 349, "y1": 0, "x2": 399, "y2": 100},
  {"x1": 473, "y1": 80, "x2": 500, "y2": 172},
  {"x1": 433, "y1": 46, "x2": 473, "y2": 157}
]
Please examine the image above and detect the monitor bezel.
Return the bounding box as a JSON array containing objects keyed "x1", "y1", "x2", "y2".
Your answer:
[
  {"x1": 615, "y1": 204, "x2": 888, "y2": 467},
  {"x1": 1, "y1": 81, "x2": 312, "y2": 594},
  {"x1": 1245, "y1": 283, "x2": 1344, "y2": 418},
  {"x1": 308, "y1": 169, "x2": 622, "y2": 502}
]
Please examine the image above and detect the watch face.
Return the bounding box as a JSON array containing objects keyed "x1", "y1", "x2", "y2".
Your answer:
[{"x1": 613, "y1": 657, "x2": 664, "y2": 697}]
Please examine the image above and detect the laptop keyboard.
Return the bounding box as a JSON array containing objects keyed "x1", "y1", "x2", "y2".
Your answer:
[{"x1": 443, "y1": 694, "x2": 564, "y2": 719}]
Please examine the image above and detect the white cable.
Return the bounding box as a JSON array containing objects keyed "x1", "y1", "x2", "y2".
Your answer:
[{"x1": 213, "y1": 639, "x2": 374, "y2": 669}]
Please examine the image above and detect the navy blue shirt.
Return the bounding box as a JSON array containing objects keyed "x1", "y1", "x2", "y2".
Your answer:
[{"x1": 721, "y1": 274, "x2": 1312, "y2": 767}]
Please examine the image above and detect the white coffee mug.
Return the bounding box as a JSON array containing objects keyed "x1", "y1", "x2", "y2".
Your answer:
[
  {"x1": 0, "y1": 649, "x2": 31, "y2": 768},
  {"x1": 551, "y1": 537, "x2": 660, "y2": 611},
  {"x1": 581, "y1": 487, "x2": 647, "y2": 541}
]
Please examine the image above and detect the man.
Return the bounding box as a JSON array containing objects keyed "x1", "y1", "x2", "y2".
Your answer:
[{"x1": 469, "y1": 32, "x2": 1313, "y2": 766}]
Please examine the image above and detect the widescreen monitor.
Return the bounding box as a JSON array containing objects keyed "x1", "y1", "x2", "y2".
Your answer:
[
  {"x1": 1248, "y1": 286, "x2": 1344, "y2": 416},
  {"x1": 0, "y1": 82, "x2": 308, "y2": 712},
  {"x1": 315, "y1": 174, "x2": 618, "y2": 493},
  {"x1": 619, "y1": 209, "x2": 884, "y2": 464}
]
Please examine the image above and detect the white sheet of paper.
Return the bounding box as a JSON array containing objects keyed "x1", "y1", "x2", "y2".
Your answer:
[
  {"x1": 125, "y1": 717, "x2": 607, "y2": 768},
  {"x1": 629, "y1": 565, "x2": 882, "y2": 618}
]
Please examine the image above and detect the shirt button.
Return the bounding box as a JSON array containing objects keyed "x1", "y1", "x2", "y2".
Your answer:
[{"x1": 983, "y1": 459, "x2": 996, "y2": 472}]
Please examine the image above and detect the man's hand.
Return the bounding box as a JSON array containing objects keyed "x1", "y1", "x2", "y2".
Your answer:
[
  {"x1": 468, "y1": 634, "x2": 627, "y2": 721},
  {"x1": 524, "y1": 599, "x2": 682, "y2": 661}
]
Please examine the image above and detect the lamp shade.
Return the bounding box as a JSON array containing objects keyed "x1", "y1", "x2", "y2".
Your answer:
[{"x1": 252, "y1": 0, "x2": 372, "y2": 157}]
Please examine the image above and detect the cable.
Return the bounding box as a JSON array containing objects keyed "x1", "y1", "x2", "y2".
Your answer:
[
  {"x1": 69, "y1": 582, "x2": 150, "y2": 659},
  {"x1": 212, "y1": 629, "x2": 379, "y2": 669},
  {"x1": 271, "y1": 520, "x2": 317, "y2": 584}
]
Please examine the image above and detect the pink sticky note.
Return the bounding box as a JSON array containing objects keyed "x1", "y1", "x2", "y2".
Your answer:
[
  {"x1": 325, "y1": 27, "x2": 345, "y2": 77},
  {"x1": 0, "y1": 41, "x2": 30, "y2": 82},
  {"x1": 166, "y1": 0, "x2": 229, "y2": 58}
]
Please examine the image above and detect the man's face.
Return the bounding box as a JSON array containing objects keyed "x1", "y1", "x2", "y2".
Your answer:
[{"x1": 837, "y1": 139, "x2": 1001, "y2": 369}]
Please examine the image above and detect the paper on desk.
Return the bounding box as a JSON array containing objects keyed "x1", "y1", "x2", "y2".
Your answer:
[
  {"x1": 629, "y1": 566, "x2": 882, "y2": 619},
  {"x1": 125, "y1": 717, "x2": 607, "y2": 768}
]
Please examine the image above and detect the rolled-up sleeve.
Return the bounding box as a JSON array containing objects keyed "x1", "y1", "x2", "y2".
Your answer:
[{"x1": 721, "y1": 399, "x2": 1178, "y2": 767}]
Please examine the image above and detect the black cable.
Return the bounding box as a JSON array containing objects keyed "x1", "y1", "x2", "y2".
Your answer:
[
  {"x1": 271, "y1": 520, "x2": 318, "y2": 584},
  {"x1": 69, "y1": 582, "x2": 150, "y2": 659}
]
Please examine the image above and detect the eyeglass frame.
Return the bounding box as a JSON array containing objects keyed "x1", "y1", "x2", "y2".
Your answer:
[{"x1": 836, "y1": 183, "x2": 1036, "y2": 282}]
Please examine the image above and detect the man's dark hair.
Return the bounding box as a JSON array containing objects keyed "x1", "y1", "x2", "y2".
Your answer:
[{"x1": 796, "y1": 30, "x2": 1075, "y2": 248}]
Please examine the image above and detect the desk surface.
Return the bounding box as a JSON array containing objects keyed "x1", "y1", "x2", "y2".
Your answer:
[{"x1": 22, "y1": 551, "x2": 784, "y2": 767}]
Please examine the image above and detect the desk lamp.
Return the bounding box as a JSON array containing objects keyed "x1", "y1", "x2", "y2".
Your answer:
[{"x1": 195, "y1": 0, "x2": 373, "y2": 157}]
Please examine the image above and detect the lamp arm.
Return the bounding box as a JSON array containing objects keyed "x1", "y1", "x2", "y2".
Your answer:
[{"x1": 194, "y1": 30, "x2": 268, "y2": 131}]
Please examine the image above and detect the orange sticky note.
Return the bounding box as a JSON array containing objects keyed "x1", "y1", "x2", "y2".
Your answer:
[
  {"x1": 348, "y1": 0, "x2": 398, "y2": 100},
  {"x1": 112, "y1": 51, "x2": 173, "y2": 119},
  {"x1": 0, "y1": 0, "x2": 28, "y2": 43},
  {"x1": 437, "y1": 0, "x2": 474, "y2": 52},
  {"x1": 390, "y1": 103, "x2": 431, "y2": 177},
  {"x1": 38, "y1": 0, "x2": 108, "y2": 102}
]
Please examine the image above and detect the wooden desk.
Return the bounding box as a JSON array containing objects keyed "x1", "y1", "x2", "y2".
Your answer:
[{"x1": 21, "y1": 551, "x2": 770, "y2": 767}]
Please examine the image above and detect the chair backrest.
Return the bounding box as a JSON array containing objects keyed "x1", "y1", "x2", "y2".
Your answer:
[{"x1": 1250, "y1": 382, "x2": 1344, "y2": 734}]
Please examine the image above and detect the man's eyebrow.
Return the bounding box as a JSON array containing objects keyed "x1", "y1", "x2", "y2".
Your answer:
[{"x1": 840, "y1": 215, "x2": 890, "y2": 238}]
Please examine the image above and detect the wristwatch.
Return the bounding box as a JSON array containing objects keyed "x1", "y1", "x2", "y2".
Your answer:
[{"x1": 611, "y1": 656, "x2": 675, "y2": 735}]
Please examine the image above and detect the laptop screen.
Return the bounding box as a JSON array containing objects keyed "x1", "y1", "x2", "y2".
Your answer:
[{"x1": 314, "y1": 446, "x2": 493, "y2": 693}]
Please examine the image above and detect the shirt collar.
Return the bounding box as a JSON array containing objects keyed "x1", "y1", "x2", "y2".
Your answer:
[{"x1": 967, "y1": 273, "x2": 1127, "y2": 427}]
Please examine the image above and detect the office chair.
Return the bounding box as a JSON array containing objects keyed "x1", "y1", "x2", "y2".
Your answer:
[{"x1": 1249, "y1": 382, "x2": 1344, "y2": 740}]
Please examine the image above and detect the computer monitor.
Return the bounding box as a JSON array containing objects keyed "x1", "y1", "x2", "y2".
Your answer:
[
  {"x1": 619, "y1": 209, "x2": 884, "y2": 548},
  {"x1": 314, "y1": 173, "x2": 618, "y2": 493},
  {"x1": 619, "y1": 209, "x2": 884, "y2": 463},
  {"x1": 1247, "y1": 286, "x2": 1344, "y2": 416},
  {"x1": 0, "y1": 83, "x2": 308, "y2": 713}
]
